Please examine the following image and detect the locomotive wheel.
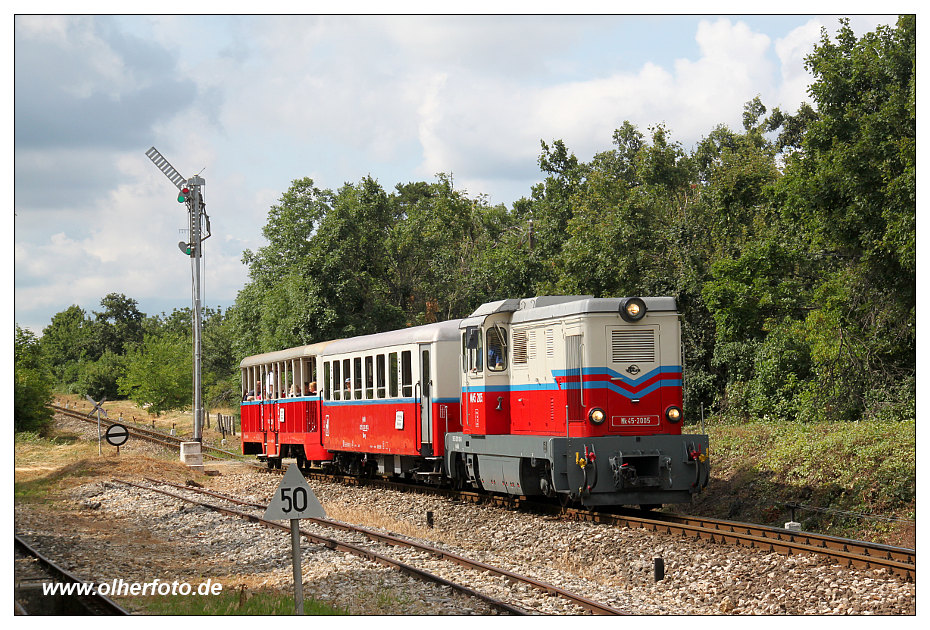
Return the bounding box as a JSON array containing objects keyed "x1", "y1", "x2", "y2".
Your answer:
[{"x1": 451, "y1": 457, "x2": 466, "y2": 490}]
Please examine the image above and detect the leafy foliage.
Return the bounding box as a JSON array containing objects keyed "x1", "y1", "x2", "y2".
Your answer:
[
  {"x1": 14, "y1": 326, "x2": 54, "y2": 433},
  {"x1": 26, "y1": 18, "x2": 914, "y2": 430},
  {"x1": 118, "y1": 332, "x2": 193, "y2": 415}
]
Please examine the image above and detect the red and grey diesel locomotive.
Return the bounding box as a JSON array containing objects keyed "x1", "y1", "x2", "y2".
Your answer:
[{"x1": 239, "y1": 296, "x2": 710, "y2": 507}]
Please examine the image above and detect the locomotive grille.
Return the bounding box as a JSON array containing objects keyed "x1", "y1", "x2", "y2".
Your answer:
[
  {"x1": 513, "y1": 330, "x2": 528, "y2": 364},
  {"x1": 611, "y1": 329, "x2": 656, "y2": 363}
]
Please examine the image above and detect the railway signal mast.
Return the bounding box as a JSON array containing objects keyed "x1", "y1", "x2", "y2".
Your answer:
[{"x1": 144, "y1": 147, "x2": 210, "y2": 464}]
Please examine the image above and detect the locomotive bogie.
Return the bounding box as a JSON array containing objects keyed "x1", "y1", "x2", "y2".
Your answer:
[{"x1": 443, "y1": 432, "x2": 708, "y2": 507}]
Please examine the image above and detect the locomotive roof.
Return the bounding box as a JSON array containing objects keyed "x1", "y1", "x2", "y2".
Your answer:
[
  {"x1": 510, "y1": 296, "x2": 678, "y2": 324},
  {"x1": 240, "y1": 340, "x2": 339, "y2": 368},
  {"x1": 321, "y1": 319, "x2": 463, "y2": 355}
]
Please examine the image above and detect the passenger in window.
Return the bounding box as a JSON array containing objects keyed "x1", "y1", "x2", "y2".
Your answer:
[
  {"x1": 488, "y1": 346, "x2": 503, "y2": 370},
  {"x1": 307, "y1": 382, "x2": 317, "y2": 395}
]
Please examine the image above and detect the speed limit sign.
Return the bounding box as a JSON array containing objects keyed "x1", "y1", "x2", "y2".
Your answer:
[
  {"x1": 263, "y1": 463, "x2": 326, "y2": 615},
  {"x1": 263, "y1": 464, "x2": 325, "y2": 520}
]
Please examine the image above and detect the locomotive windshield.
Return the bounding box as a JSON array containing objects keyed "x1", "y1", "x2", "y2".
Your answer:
[
  {"x1": 486, "y1": 326, "x2": 507, "y2": 372},
  {"x1": 463, "y1": 326, "x2": 483, "y2": 373}
]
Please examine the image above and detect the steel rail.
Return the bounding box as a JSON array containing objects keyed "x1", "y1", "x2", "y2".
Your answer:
[
  {"x1": 298, "y1": 469, "x2": 917, "y2": 582},
  {"x1": 15, "y1": 534, "x2": 130, "y2": 615},
  {"x1": 560, "y1": 508, "x2": 916, "y2": 581},
  {"x1": 141, "y1": 478, "x2": 628, "y2": 616},
  {"x1": 49, "y1": 404, "x2": 244, "y2": 461},
  {"x1": 114, "y1": 479, "x2": 528, "y2": 615},
  {"x1": 642, "y1": 511, "x2": 915, "y2": 568}
]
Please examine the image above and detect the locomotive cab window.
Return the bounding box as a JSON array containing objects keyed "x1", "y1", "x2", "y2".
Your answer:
[
  {"x1": 487, "y1": 326, "x2": 507, "y2": 371},
  {"x1": 463, "y1": 326, "x2": 483, "y2": 373}
]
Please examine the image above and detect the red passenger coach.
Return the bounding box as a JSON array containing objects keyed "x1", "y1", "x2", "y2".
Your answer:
[
  {"x1": 239, "y1": 341, "x2": 334, "y2": 469},
  {"x1": 317, "y1": 320, "x2": 463, "y2": 478}
]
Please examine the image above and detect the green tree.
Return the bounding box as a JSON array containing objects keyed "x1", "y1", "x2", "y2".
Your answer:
[
  {"x1": 91, "y1": 293, "x2": 145, "y2": 357},
  {"x1": 73, "y1": 350, "x2": 124, "y2": 400},
  {"x1": 775, "y1": 16, "x2": 915, "y2": 421},
  {"x1": 118, "y1": 333, "x2": 193, "y2": 415},
  {"x1": 14, "y1": 326, "x2": 54, "y2": 433},
  {"x1": 39, "y1": 305, "x2": 94, "y2": 387}
]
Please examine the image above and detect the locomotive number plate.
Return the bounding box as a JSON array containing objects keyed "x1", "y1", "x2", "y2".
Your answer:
[{"x1": 612, "y1": 415, "x2": 660, "y2": 427}]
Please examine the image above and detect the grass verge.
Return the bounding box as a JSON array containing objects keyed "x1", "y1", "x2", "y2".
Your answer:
[
  {"x1": 129, "y1": 588, "x2": 347, "y2": 615},
  {"x1": 684, "y1": 419, "x2": 916, "y2": 547}
]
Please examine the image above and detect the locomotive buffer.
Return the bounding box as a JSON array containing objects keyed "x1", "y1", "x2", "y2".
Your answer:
[{"x1": 263, "y1": 464, "x2": 326, "y2": 615}]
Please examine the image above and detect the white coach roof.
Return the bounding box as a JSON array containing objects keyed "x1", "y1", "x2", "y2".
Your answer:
[
  {"x1": 321, "y1": 319, "x2": 463, "y2": 355},
  {"x1": 240, "y1": 340, "x2": 338, "y2": 368}
]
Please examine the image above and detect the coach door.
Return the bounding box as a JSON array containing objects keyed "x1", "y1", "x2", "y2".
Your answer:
[
  {"x1": 419, "y1": 345, "x2": 433, "y2": 456},
  {"x1": 565, "y1": 333, "x2": 585, "y2": 430}
]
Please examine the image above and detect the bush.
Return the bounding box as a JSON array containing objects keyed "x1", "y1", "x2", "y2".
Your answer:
[{"x1": 14, "y1": 326, "x2": 54, "y2": 433}]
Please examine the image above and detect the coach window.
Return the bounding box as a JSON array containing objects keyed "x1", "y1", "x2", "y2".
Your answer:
[
  {"x1": 332, "y1": 361, "x2": 341, "y2": 400},
  {"x1": 323, "y1": 362, "x2": 331, "y2": 401},
  {"x1": 376, "y1": 354, "x2": 386, "y2": 398},
  {"x1": 353, "y1": 357, "x2": 362, "y2": 400},
  {"x1": 389, "y1": 352, "x2": 399, "y2": 397},
  {"x1": 365, "y1": 356, "x2": 374, "y2": 399},
  {"x1": 401, "y1": 350, "x2": 413, "y2": 397},
  {"x1": 341, "y1": 358, "x2": 350, "y2": 399},
  {"x1": 487, "y1": 326, "x2": 507, "y2": 371}
]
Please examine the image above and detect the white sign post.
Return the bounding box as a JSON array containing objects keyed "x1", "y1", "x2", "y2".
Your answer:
[
  {"x1": 85, "y1": 395, "x2": 107, "y2": 456},
  {"x1": 263, "y1": 463, "x2": 326, "y2": 615}
]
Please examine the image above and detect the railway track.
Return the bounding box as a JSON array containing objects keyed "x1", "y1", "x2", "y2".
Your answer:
[
  {"x1": 14, "y1": 535, "x2": 129, "y2": 615},
  {"x1": 49, "y1": 404, "x2": 244, "y2": 462},
  {"x1": 601, "y1": 509, "x2": 916, "y2": 582},
  {"x1": 295, "y1": 470, "x2": 917, "y2": 582},
  {"x1": 116, "y1": 477, "x2": 629, "y2": 615},
  {"x1": 47, "y1": 403, "x2": 916, "y2": 583}
]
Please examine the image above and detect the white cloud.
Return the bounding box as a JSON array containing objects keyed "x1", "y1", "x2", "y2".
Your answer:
[
  {"x1": 412, "y1": 17, "x2": 784, "y2": 184},
  {"x1": 775, "y1": 19, "x2": 824, "y2": 109},
  {"x1": 17, "y1": 14, "x2": 896, "y2": 333}
]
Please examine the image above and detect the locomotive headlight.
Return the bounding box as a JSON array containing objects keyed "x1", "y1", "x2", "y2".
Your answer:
[
  {"x1": 619, "y1": 297, "x2": 647, "y2": 322},
  {"x1": 665, "y1": 406, "x2": 682, "y2": 423},
  {"x1": 588, "y1": 407, "x2": 606, "y2": 425}
]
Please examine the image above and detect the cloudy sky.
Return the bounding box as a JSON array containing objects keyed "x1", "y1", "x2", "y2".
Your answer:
[{"x1": 13, "y1": 11, "x2": 899, "y2": 335}]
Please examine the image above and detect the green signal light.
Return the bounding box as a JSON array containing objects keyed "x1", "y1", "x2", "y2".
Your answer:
[{"x1": 178, "y1": 187, "x2": 190, "y2": 203}]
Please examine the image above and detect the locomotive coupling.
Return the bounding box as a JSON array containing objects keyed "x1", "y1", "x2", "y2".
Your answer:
[
  {"x1": 575, "y1": 447, "x2": 597, "y2": 469},
  {"x1": 687, "y1": 444, "x2": 708, "y2": 463}
]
